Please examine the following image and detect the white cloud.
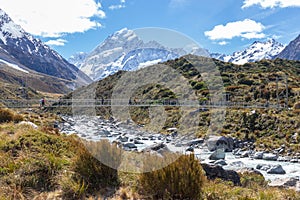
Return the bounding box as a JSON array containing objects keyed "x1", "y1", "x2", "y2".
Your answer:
[
  {"x1": 0, "y1": 0, "x2": 106, "y2": 37},
  {"x1": 242, "y1": 0, "x2": 300, "y2": 9},
  {"x1": 205, "y1": 19, "x2": 266, "y2": 40},
  {"x1": 109, "y1": 0, "x2": 126, "y2": 10},
  {"x1": 109, "y1": 4, "x2": 126, "y2": 10},
  {"x1": 45, "y1": 39, "x2": 67, "y2": 46},
  {"x1": 218, "y1": 41, "x2": 229, "y2": 45}
]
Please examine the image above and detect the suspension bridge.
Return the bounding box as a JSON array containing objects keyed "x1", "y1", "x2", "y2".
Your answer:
[{"x1": 0, "y1": 99, "x2": 287, "y2": 109}]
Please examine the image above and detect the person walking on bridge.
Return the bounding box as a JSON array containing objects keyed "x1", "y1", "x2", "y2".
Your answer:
[{"x1": 39, "y1": 97, "x2": 45, "y2": 108}]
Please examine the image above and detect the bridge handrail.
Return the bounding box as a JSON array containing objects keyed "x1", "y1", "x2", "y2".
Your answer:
[{"x1": 0, "y1": 98, "x2": 285, "y2": 109}]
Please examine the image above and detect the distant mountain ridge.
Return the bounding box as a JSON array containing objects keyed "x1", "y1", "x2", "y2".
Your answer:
[
  {"x1": 70, "y1": 28, "x2": 289, "y2": 81},
  {"x1": 68, "y1": 52, "x2": 88, "y2": 68},
  {"x1": 276, "y1": 34, "x2": 300, "y2": 61},
  {"x1": 0, "y1": 8, "x2": 91, "y2": 89},
  {"x1": 211, "y1": 39, "x2": 285, "y2": 64}
]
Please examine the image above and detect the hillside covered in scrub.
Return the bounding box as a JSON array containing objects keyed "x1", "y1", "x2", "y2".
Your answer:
[{"x1": 59, "y1": 56, "x2": 300, "y2": 152}]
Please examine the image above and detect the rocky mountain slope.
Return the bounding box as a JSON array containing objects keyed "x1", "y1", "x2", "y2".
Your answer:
[
  {"x1": 0, "y1": 61, "x2": 74, "y2": 95},
  {"x1": 0, "y1": 8, "x2": 91, "y2": 89},
  {"x1": 276, "y1": 34, "x2": 300, "y2": 61}
]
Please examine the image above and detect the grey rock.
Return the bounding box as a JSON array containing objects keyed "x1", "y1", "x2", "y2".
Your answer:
[
  {"x1": 240, "y1": 151, "x2": 250, "y2": 158},
  {"x1": 118, "y1": 136, "x2": 129, "y2": 143},
  {"x1": 209, "y1": 149, "x2": 225, "y2": 160},
  {"x1": 256, "y1": 164, "x2": 271, "y2": 171},
  {"x1": 230, "y1": 161, "x2": 245, "y2": 168},
  {"x1": 214, "y1": 160, "x2": 227, "y2": 166},
  {"x1": 99, "y1": 130, "x2": 111, "y2": 136},
  {"x1": 186, "y1": 147, "x2": 194, "y2": 152},
  {"x1": 237, "y1": 167, "x2": 263, "y2": 176},
  {"x1": 201, "y1": 163, "x2": 241, "y2": 185},
  {"x1": 206, "y1": 135, "x2": 234, "y2": 152},
  {"x1": 134, "y1": 140, "x2": 144, "y2": 145},
  {"x1": 253, "y1": 152, "x2": 264, "y2": 159},
  {"x1": 143, "y1": 143, "x2": 166, "y2": 152},
  {"x1": 267, "y1": 165, "x2": 286, "y2": 174},
  {"x1": 175, "y1": 143, "x2": 183, "y2": 147},
  {"x1": 277, "y1": 156, "x2": 291, "y2": 162},
  {"x1": 123, "y1": 143, "x2": 137, "y2": 149},
  {"x1": 269, "y1": 177, "x2": 299, "y2": 188},
  {"x1": 290, "y1": 159, "x2": 299, "y2": 163},
  {"x1": 262, "y1": 153, "x2": 278, "y2": 161},
  {"x1": 186, "y1": 139, "x2": 204, "y2": 146}
]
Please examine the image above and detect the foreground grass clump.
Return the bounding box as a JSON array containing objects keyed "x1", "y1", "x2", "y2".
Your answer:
[
  {"x1": 0, "y1": 122, "x2": 119, "y2": 199},
  {"x1": 203, "y1": 177, "x2": 299, "y2": 200},
  {"x1": 0, "y1": 108, "x2": 23, "y2": 123},
  {"x1": 138, "y1": 154, "x2": 205, "y2": 200}
]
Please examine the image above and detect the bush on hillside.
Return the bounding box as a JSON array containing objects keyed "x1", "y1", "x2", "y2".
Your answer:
[
  {"x1": 0, "y1": 108, "x2": 23, "y2": 123},
  {"x1": 139, "y1": 154, "x2": 205, "y2": 199}
]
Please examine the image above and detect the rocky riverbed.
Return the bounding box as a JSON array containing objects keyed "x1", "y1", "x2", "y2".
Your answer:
[{"x1": 59, "y1": 115, "x2": 300, "y2": 191}]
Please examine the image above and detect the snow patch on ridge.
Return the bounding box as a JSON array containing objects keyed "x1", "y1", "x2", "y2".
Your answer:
[{"x1": 0, "y1": 59, "x2": 29, "y2": 73}]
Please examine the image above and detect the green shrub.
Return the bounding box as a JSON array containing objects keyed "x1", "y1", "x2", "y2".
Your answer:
[
  {"x1": 238, "y1": 78, "x2": 254, "y2": 86},
  {"x1": 193, "y1": 81, "x2": 206, "y2": 90},
  {"x1": 139, "y1": 154, "x2": 205, "y2": 200},
  {"x1": 240, "y1": 172, "x2": 268, "y2": 189}
]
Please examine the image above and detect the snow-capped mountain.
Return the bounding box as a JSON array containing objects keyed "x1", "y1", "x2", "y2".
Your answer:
[
  {"x1": 78, "y1": 28, "x2": 208, "y2": 80},
  {"x1": 68, "y1": 52, "x2": 88, "y2": 68},
  {"x1": 210, "y1": 53, "x2": 232, "y2": 62},
  {"x1": 276, "y1": 34, "x2": 300, "y2": 61},
  {"x1": 0, "y1": 8, "x2": 91, "y2": 88},
  {"x1": 213, "y1": 39, "x2": 285, "y2": 65}
]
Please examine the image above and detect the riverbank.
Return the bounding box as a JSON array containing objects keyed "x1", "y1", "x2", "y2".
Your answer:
[{"x1": 59, "y1": 115, "x2": 300, "y2": 191}]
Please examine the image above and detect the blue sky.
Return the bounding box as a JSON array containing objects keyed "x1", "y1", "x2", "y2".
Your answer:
[{"x1": 0, "y1": 0, "x2": 299, "y2": 59}]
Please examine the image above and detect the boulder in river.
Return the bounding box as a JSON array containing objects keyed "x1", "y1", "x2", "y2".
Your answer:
[
  {"x1": 256, "y1": 164, "x2": 271, "y2": 171},
  {"x1": 123, "y1": 143, "x2": 137, "y2": 149},
  {"x1": 206, "y1": 135, "x2": 234, "y2": 152},
  {"x1": 142, "y1": 143, "x2": 170, "y2": 155},
  {"x1": 269, "y1": 177, "x2": 299, "y2": 188},
  {"x1": 185, "y1": 147, "x2": 194, "y2": 152},
  {"x1": 262, "y1": 153, "x2": 278, "y2": 161},
  {"x1": 267, "y1": 165, "x2": 286, "y2": 174},
  {"x1": 253, "y1": 152, "x2": 264, "y2": 159},
  {"x1": 186, "y1": 138, "x2": 204, "y2": 146},
  {"x1": 134, "y1": 139, "x2": 144, "y2": 145},
  {"x1": 201, "y1": 163, "x2": 241, "y2": 185},
  {"x1": 214, "y1": 159, "x2": 227, "y2": 166},
  {"x1": 209, "y1": 149, "x2": 225, "y2": 160},
  {"x1": 118, "y1": 136, "x2": 129, "y2": 143}
]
